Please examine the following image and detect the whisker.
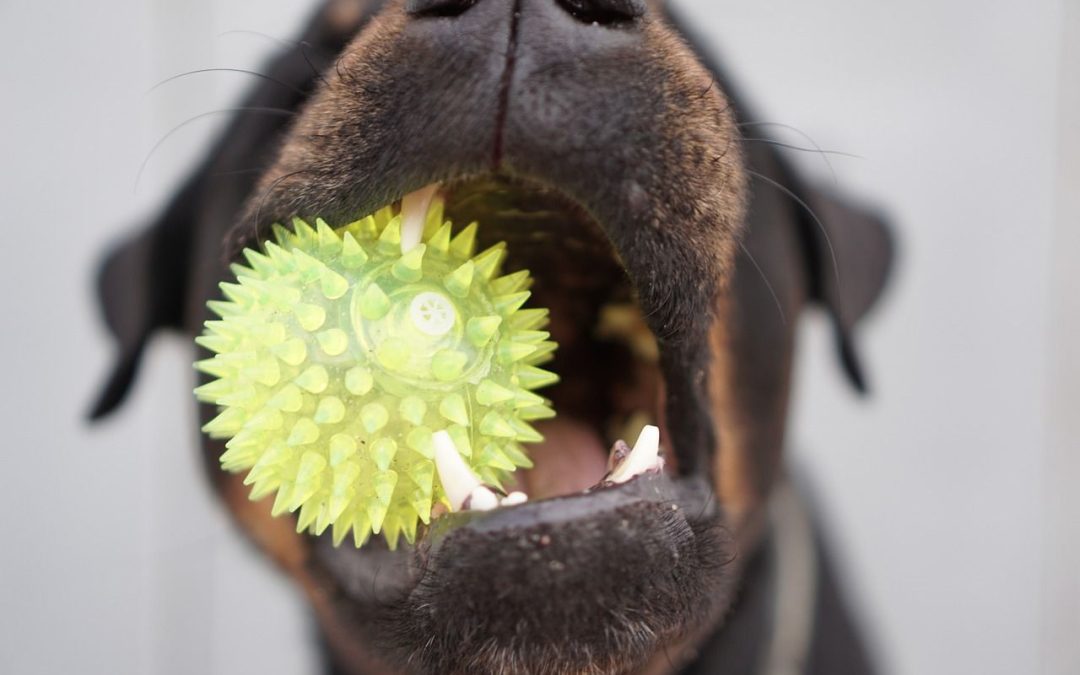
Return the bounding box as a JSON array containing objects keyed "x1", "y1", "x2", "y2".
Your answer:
[
  {"x1": 147, "y1": 67, "x2": 308, "y2": 96},
  {"x1": 748, "y1": 169, "x2": 841, "y2": 290},
  {"x1": 695, "y1": 484, "x2": 716, "y2": 522},
  {"x1": 739, "y1": 121, "x2": 844, "y2": 186},
  {"x1": 639, "y1": 270, "x2": 682, "y2": 342},
  {"x1": 218, "y1": 29, "x2": 333, "y2": 74},
  {"x1": 223, "y1": 167, "x2": 318, "y2": 262},
  {"x1": 661, "y1": 644, "x2": 676, "y2": 672},
  {"x1": 741, "y1": 137, "x2": 858, "y2": 186},
  {"x1": 742, "y1": 138, "x2": 861, "y2": 159},
  {"x1": 739, "y1": 241, "x2": 787, "y2": 326},
  {"x1": 218, "y1": 29, "x2": 303, "y2": 52},
  {"x1": 134, "y1": 107, "x2": 297, "y2": 194},
  {"x1": 334, "y1": 52, "x2": 348, "y2": 84},
  {"x1": 300, "y1": 40, "x2": 330, "y2": 87},
  {"x1": 251, "y1": 168, "x2": 317, "y2": 240},
  {"x1": 697, "y1": 78, "x2": 716, "y2": 101}
]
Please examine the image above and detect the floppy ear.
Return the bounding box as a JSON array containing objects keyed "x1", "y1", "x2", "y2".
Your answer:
[
  {"x1": 89, "y1": 0, "x2": 388, "y2": 420},
  {"x1": 90, "y1": 176, "x2": 199, "y2": 419},
  {"x1": 796, "y1": 186, "x2": 894, "y2": 393}
]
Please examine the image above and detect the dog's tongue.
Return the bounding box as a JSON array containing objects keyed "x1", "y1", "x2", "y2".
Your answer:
[{"x1": 513, "y1": 419, "x2": 610, "y2": 499}]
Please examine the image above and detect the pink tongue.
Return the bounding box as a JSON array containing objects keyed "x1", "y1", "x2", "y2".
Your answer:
[{"x1": 512, "y1": 419, "x2": 610, "y2": 500}]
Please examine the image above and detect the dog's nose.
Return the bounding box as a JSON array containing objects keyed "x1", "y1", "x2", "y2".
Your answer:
[
  {"x1": 407, "y1": 0, "x2": 645, "y2": 24},
  {"x1": 555, "y1": 0, "x2": 645, "y2": 24},
  {"x1": 405, "y1": 0, "x2": 478, "y2": 17}
]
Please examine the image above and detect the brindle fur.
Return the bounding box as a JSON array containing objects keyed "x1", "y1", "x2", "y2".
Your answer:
[{"x1": 92, "y1": 1, "x2": 893, "y2": 673}]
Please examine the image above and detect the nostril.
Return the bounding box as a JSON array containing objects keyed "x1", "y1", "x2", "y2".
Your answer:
[
  {"x1": 406, "y1": 0, "x2": 479, "y2": 18},
  {"x1": 556, "y1": 0, "x2": 645, "y2": 25}
]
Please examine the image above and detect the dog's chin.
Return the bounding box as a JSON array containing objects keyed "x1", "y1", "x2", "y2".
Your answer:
[{"x1": 303, "y1": 175, "x2": 738, "y2": 675}]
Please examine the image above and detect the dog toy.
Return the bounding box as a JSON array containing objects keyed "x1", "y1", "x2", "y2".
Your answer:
[{"x1": 195, "y1": 192, "x2": 557, "y2": 548}]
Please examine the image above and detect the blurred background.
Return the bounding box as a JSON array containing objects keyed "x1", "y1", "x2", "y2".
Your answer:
[{"x1": 0, "y1": 1, "x2": 1076, "y2": 673}]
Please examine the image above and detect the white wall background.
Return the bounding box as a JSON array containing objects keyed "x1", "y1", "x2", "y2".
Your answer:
[{"x1": 0, "y1": 1, "x2": 1075, "y2": 674}]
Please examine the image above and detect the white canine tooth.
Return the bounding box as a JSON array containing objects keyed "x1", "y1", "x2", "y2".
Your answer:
[
  {"x1": 400, "y1": 183, "x2": 440, "y2": 253},
  {"x1": 467, "y1": 486, "x2": 500, "y2": 512},
  {"x1": 606, "y1": 439, "x2": 631, "y2": 473},
  {"x1": 501, "y1": 491, "x2": 528, "y2": 507},
  {"x1": 608, "y1": 425, "x2": 661, "y2": 484},
  {"x1": 433, "y1": 430, "x2": 483, "y2": 511}
]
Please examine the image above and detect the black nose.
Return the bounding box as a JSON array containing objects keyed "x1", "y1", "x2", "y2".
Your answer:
[
  {"x1": 408, "y1": 0, "x2": 645, "y2": 24},
  {"x1": 555, "y1": 0, "x2": 645, "y2": 24},
  {"x1": 405, "y1": 0, "x2": 479, "y2": 18}
]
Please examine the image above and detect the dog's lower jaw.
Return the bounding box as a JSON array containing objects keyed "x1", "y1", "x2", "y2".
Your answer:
[{"x1": 303, "y1": 473, "x2": 737, "y2": 675}]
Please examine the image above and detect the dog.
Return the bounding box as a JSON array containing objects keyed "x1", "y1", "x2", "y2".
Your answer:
[{"x1": 91, "y1": 1, "x2": 893, "y2": 673}]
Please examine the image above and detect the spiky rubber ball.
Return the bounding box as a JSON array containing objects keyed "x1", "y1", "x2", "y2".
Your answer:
[{"x1": 195, "y1": 201, "x2": 558, "y2": 548}]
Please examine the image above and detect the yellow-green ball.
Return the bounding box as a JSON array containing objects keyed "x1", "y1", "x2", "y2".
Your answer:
[{"x1": 195, "y1": 204, "x2": 558, "y2": 548}]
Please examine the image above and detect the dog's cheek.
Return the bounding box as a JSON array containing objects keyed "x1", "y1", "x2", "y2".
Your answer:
[{"x1": 706, "y1": 182, "x2": 806, "y2": 533}]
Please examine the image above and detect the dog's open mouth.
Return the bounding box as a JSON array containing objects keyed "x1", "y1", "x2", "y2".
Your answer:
[
  {"x1": 307, "y1": 174, "x2": 733, "y2": 673},
  {"x1": 308, "y1": 173, "x2": 681, "y2": 541}
]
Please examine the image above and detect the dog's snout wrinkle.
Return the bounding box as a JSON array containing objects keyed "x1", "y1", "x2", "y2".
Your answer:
[{"x1": 492, "y1": 0, "x2": 522, "y2": 170}]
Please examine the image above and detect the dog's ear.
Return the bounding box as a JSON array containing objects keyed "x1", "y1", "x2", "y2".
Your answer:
[
  {"x1": 90, "y1": 177, "x2": 199, "y2": 420},
  {"x1": 796, "y1": 187, "x2": 894, "y2": 392},
  {"x1": 89, "y1": 0, "x2": 387, "y2": 420}
]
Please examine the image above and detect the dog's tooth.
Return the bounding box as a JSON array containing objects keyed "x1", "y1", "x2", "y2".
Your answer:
[
  {"x1": 608, "y1": 425, "x2": 661, "y2": 484},
  {"x1": 501, "y1": 491, "x2": 528, "y2": 507},
  {"x1": 606, "y1": 439, "x2": 632, "y2": 473},
  {"x1": 433, "y1": 430, "x2": 483, "y2": 511},
  {"x1": 400, "y1": 184, "x2": 440, "y2": 253},
  {"x1": 465, "y1": 486, "x2": 500, "y2": 512}
]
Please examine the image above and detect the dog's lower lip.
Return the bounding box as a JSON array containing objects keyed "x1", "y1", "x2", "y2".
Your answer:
[{"x1": 313, "y1": 469, "x2": 721, "y2": 614}]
